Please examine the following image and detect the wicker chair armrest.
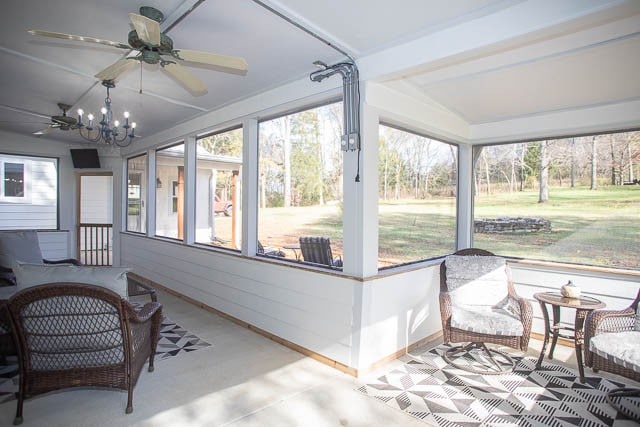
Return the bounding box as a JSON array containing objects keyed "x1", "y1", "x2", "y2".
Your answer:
[
  {"x1": 43, "y1": 258, "x2": 82, "y2": 266},
  {"x1": 439, "y1": 292, "x2": 452, "y2": 319},
  {"x1": 513, "y1": 296, "x2": 532, "y2": 319},
  {"x1": 585, "y1": 307, "x2": 635, "y2": 335},
  {"x1": 127, "y1": 280, "x2": 157, "y2": 302},
  {"x1": 126, "y1": 301, "x2": 162, "y2": 323}
]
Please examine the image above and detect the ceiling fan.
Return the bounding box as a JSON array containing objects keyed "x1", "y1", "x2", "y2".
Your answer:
[
  {"x1": 28, "y1": 6, "x2": 248, "y2": 96},
  {"x1": 33, "y1": 103, "x2": 78, "y2": 136}
]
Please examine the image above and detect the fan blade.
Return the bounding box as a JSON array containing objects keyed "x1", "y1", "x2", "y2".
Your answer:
[
  {"x1": 163, "y1": 62, "x2": 207, "y2": 96},
  {"x1": 28, "y1": 30, "x2": 130, "y2": 50},
  {"x1": 33, "y1": 126, "x2": 55, "y2": 136},
  {"x1": 174, "y1": 49, "x2": 248, "y2": 75},
  {"x1": 95, "y1": 59, "x2": 137, "y2": 81},
  {"x1": 129, "y1": 13, "x2": 161, "y2": 45}
]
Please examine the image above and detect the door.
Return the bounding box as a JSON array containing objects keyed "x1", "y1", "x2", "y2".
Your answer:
[{"x1": 77, "y1": 173, "x2": 113, "y2": 265}]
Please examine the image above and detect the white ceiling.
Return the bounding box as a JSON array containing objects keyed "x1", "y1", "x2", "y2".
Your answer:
[{"x1": 0, "y1": 0, "x2": 639, "y2": 146}]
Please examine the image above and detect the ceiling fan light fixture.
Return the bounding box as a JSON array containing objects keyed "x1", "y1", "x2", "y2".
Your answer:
[
  {"x1": 139, "y1": 6, "x2": 164, "y2": 23},
  {"x1": 28, "y1": 5, "x2": 248, "y2": 97}
]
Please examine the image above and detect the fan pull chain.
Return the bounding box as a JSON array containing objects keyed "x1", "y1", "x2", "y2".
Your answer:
[{"x1": 139, "y1": 61, "x2": 143, "y2": 94}]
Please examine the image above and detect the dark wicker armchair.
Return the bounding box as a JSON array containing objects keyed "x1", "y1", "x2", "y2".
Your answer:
[
  {"x1": 584, "y1": 288, "x2": 640, "y2": 420},
  {"x1": 439, "y1": 248, "x2": 533, "y2": 373},
  {"x1": 7, "y1": 283, "x2": 162, "y2": 425},
  {"x1": 299, "y1": 236, "x2": 342, "y2": 268}
]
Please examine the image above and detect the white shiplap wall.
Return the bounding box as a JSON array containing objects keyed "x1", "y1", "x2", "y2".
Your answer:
[
  {"x1": 120, "y1": 233, "x2": 357, "y2": 366},
  {"x1": 121, "y1": 230, "x2": 640, "y2": 371},
  {"x1": 511, "y1": 263, "x2": 640, "y2": 335}
]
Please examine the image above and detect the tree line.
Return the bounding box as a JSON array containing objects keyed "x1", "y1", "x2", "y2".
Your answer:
[
  {"x1": 475, "y1": 131, "x2": 639, "y2": 202},
  {"x1": 198, "y1": 115, "x2": 639, "y2": 207}
]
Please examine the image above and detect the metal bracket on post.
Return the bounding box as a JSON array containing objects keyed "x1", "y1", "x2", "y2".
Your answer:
[{"x1": 310, "y1": 61, "x2": 360, "y2": 152}]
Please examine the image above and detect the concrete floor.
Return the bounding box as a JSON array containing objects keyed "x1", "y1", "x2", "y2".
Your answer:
[{"x1": 0, "y1": 289, "x2": 636, "y2": 427}]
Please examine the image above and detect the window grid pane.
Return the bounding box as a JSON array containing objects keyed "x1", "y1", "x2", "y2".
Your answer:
[
  {"x1": 126, "y1": 154, "x2": 147, "y2": 234},
  {"x1": 195, "y1": 128, "x2": 243, "y2": 251},
  {"x1": 472, "y1": 131, "x2": 640, "y2": 270},
  {"x1": 258, "y1": 102, "x2": 344, "y2": 267},
  {"x1": 378, "y1": 125, "x2": 458, "y2": 268}
]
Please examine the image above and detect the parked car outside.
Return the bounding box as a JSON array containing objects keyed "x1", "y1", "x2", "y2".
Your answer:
[{"x1": 214, "y1": 194, "x2": 232, "y2": 216}]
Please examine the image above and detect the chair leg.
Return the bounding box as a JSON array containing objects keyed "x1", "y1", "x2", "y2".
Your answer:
[
  {"x1": 606, "y1": 387, "x2": 640, "y2": 421},
  {"x1": 126, "y1": 386, "x2": 133, "y2": 414},
  {"x1": 13, "y1": 392, "x2": 24, "y2": 425},
  {"x1": 443, "y1": 342, "x2": 516, "y2": 375}
]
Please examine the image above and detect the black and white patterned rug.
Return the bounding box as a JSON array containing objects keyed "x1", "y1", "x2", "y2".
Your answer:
[
  {"x1": 357, "y1": 344, "x2": 640, "y2": 426},
  {"x1": 0, "y1": 316, "x2": 210, "y2": 404}
]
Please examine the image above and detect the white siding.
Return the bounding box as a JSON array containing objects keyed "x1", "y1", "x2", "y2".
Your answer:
[
  {"x1": 37, "y1": 230, "x2": 70, "y2": 260},
  {"x1": 0, "y1": 154, "x2": 57, "y2": 229}
]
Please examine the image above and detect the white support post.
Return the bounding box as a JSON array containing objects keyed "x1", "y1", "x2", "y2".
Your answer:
[
  {"x1": 184, "y1": 135, "x2": 197, "y2": 245},
  {"x1": 147, "y1": 149, "x2": 156, "y2": 237},
  {"x1": 343, "y1": 82, "x2": 379, "y2": 278},
  {"x1": 456, "y1": 143, "x2": 474, "y2": 249},
  {"x1": 242, "y1": 118, "x2": 259, "y2": 256}
]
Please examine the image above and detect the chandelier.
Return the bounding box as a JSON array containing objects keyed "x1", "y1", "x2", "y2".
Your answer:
[{"x1": 75, "y1": 80, "x2": 136, "y2": 147}]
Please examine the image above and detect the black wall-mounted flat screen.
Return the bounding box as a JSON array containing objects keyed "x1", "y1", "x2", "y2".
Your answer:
[{"x1": 70, "y1": 149, "x2": 101, "y2": 169}]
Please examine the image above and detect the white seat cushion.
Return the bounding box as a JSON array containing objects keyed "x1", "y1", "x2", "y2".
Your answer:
[
  {"x1": 590, "y1": 331, "x2": 640, "y2": 373},
  {"x1": 451, "y1": 305, "x2": 524, "y2": 336},
  {"x1": 13, "y1": 261, "x2": 130, "y2": 298}
]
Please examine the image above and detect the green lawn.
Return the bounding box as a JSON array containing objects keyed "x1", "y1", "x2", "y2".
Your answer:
[
  {"x1": 472, "y1": 186, "x2": 639, "y2": 268},
  {"x1": 256, "y1": 185, "x2": 639, "y2": 269}
]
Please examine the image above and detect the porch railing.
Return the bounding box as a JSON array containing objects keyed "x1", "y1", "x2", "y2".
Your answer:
[{"x1": 78, "y1": 223, "x2": 112, "y2": 266}]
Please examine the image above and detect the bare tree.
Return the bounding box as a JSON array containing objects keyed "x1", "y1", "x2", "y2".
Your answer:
[
  {"x1": 482, "y1": 150, "x2": 491, "y2": 195},
  {"x1": 539, "y1": 140, "x2": 549, "y2": 203},
  {"x1": 282, "y1": 117, "x2": 292, "y2": 207},
  {"x1": 590, "y1": 136, "x2": 598, "y2": 190},
  {"x1": 570, "y1": 138, "x2": 576, "y2": 187}
]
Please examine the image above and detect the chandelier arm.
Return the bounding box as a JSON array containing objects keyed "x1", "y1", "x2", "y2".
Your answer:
[
  {"x1": 77, "y1": 126, "x2": 103, "y2": 143},
  {"x1": 74, "y1": 79, "x2": 137, "y2": 147}
]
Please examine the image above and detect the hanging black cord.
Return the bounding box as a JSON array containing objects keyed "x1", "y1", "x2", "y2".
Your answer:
[{"x1": 354, "y1": 73, "x2": 361, "y2": 183}]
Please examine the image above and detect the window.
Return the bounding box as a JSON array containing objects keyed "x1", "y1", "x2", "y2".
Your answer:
[
  {"x1": 0, "y1": 153, "x2": 57, "y2": 230},
  {"x1": 258, "y1": 102, "x2": 343, "y2": 265},
  {"x1": 472, "y1": 130, "x2": 640, "y2": 270},
  {"x1": 156, "y1": 143, "x2": 185, "y2": 240},
  {"x1": 195, "y1": 127, "x2": 243, "y2": 251},
  {"x1": 378, "y1": 125, "x2": 458, "y2": 268},
  {"x1": 126, "y1": 154, "x2": 147, "y2": 233},
  {"x1": 4, "y1": 162, "x2": 24, "y2": 197}
]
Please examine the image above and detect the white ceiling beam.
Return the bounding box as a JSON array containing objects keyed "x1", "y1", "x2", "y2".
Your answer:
[
  {"x1": 409, "y1": 15, "x2": 640, "y2": 88},
  {"x1": 358, "y1": 0, "x2": 640, "y2": 82},
  {"x1": 470, "y1": 98, "x2": 640, "y2": 144}
]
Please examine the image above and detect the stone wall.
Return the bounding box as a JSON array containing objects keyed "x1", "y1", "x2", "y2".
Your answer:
[{"x1": 474, "y1": 217, "x2": 551, "y2": 233}]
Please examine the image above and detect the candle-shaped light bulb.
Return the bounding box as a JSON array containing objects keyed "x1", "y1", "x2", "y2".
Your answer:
[
  {"x1": 77, "y1": 109, "x2": 84, "y2": 117},
  {"x1": 114, "y1": 120, "x2": 120, "y2": 127},
  {"x1": 87, "y1": 113, "x2": 94, "y2": 121},
  {"x1": 131, "y1": 122, "x2": 136, "y2": 129},
  {"x1": 123, "y1": 111, "x2": 130, "y2": 119},
  {"x1": 101, "y1": 107, "x2": 107, "y2": 115}
]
